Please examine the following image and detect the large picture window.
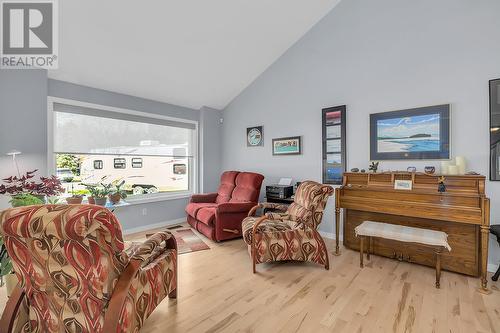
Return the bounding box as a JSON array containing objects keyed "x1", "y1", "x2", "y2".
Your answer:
[{"x1": 50, "y1": 98, "x2": 197, "y2": 199}]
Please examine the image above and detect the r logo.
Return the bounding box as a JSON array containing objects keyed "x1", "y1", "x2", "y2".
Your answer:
[{"x1": 2, "y1": 1, "x2": 53, "y2": 54}]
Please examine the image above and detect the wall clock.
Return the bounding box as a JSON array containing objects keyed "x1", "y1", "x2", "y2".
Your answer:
[{"x1": 247, "y1": 126, "x2": 263, "y2": 146}]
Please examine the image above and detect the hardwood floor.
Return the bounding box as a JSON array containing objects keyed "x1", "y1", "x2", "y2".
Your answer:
[{"x1": 2, "y1": 225, "x2": 500, "y2": 332}]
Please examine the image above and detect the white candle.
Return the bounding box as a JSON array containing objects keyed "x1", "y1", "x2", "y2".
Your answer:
[
  {"x1": 448, "y1": 165, "x2": 458, "y2": 175},
  {"x1": 455, "y1": 156, "x2": 466, "y2": 175},
  {"x1": 440, "y1": 161, "x2": 450, "y2": 175}
]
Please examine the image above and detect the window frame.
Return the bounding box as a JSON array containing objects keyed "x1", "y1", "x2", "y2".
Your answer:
[
  {"x1": 131, "y1": 157, "x2": 143, "y2": 168},
  {"x1": 47, "y1": 97, "x2": 199, "y2": 203},
  {"x1": 93, "y1": 160, "x2": 103, "y2": 170},
  {"x1": 113, "y1": 158, "x2": 126, "y2": 169}
]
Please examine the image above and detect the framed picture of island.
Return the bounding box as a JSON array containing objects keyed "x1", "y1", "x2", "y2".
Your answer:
[{"x1": 370, "y1": 104, "x2": 450, "y2": 160}]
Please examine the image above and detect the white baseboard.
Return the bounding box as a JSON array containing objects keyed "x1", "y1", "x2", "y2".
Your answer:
[
  {"x1": 123, "y1": 218, "x2": 186, "y2": 235},
  {"x1": 319, "y1": 231, "x2": 338, "y2": 240},
  {"x1": 319, "y1": 231, "x2": 498, "y2": 273}
]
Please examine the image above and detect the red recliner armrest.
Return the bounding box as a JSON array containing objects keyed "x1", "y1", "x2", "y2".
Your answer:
[
  {"x1": 217, "y1": 202, "x2": 256, "y2": 214},
  {"x1": 190, "y1": 192, "x2": 218, "y2": 203}
]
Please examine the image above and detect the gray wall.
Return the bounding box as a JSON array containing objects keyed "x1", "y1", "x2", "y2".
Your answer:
[
  {"x1": 0, "y1": 69, "x2": 48, "y2": 208},
  {"x1": 200, "y1": 107, "x2": 223, "y2": 193},
  {"x1": 222, "y1": 0, "x2": 500, "y2": 266}
]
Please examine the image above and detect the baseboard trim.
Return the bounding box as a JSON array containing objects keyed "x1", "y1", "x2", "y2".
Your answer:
[
  {"x1": 319, "y1": 231, "x2": 498, "y2": 273},
  {"x1": 123, "y1": 218, "x2": 186, "y2": 235},
  {"x1": 319, "y1": 231, "x2": 338, "y2": 240}
]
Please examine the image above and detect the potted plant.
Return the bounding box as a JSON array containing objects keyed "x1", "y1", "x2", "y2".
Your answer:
[
  {"x1": 9, "y1": 193, "x2": 44, "y2": 207},
  {"x1": 84, "y1": 184, "x2": 99, "y2": 205},
  {"x1": 0, "y1": 235, "x2": 16, "y2": 296},
  {"x1": 109, "y1": 180, "x2": 127, "y2": 204},
  {"x1": 0, "y1": 170, "x2": 65, "y2": 206},
  {"x1": 93, "y1": 186, "x2": 110, "y2": 206},
  {"x1": 66, "y1": 185, "x2": 87, "y2": 204}
]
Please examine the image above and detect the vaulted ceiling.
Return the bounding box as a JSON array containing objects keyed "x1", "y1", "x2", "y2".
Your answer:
[{"x1": 49, "y1": 0, "x2": 341, "y2": 110}]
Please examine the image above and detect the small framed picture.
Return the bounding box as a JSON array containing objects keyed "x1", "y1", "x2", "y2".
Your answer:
[
  {"x1": 247, "y1": 126, "x2": 264, "y2": 147},
  {"x1": 394, "y1": 179, "x2": 413, "y2": 190},
  {"x1": 272, "y1": 136, "x2": 301, "y2": 155}
]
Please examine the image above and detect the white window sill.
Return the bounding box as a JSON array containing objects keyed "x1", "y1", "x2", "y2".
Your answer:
[{"x1": 125, "y1": 192, "x2": 192, "y2": 205}]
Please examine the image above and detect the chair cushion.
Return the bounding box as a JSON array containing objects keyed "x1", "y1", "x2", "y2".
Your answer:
[
  {"x1": 229, "y1": 172, "x2": 265, "y2": 203},
  {"x1": 242, "y1": 216, "x2": 295, "y2": 245},
  {"x1": 185, "y1": 202, "x2": 216, "y2": 218},
  {"x1": 216, "y1": 171, "x2": 239, "y2": 204},
  {"x1": 196, "y1": 207, "x2": 217, "y2": 226}
]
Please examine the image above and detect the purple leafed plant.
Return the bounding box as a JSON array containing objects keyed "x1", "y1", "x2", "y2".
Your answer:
[{"x1": 0, "y1": 170, "x2": 65, "y2": 197}]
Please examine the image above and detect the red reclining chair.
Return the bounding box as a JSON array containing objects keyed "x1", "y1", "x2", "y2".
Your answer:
[{"x1": 186, "y1": 171, "x2": 264, "y2": 241}]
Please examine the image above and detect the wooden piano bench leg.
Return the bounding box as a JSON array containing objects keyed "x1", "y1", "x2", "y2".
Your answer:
[
  {"x1": 359, "y1": 236, "x2": 364, "y2": 268},
  {"x1": 367, "y1": 236, "x2": 371, "y2": 261},
  {"x1": 435, "y1": 250, "x2": 441, "y2": 289}
]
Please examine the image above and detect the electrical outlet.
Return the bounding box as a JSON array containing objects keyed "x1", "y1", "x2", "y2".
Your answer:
[{"x1": 142, "y1": 208, "x2": 147, "y2": 216}]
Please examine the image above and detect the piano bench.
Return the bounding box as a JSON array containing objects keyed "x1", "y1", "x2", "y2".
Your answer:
[{"x1": 355, "y1": 221, "x2": 451, "y2": 289}]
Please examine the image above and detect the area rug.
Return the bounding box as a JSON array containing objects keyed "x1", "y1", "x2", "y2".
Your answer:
[{"x1": 145, "y1": 228, "x2": 210, "y2": 255}]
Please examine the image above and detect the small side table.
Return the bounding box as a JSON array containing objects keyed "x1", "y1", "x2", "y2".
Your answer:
[
  {"x1": 263, "y1": 197, "x2": 294, "y2": 214},
  {"x1": 491, "y1": 225, "x2": 500, "y2": 281}
]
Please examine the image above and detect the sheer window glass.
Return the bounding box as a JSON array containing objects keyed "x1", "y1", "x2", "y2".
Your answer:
[{"x1": 51, "y1": 101, "x2": 197, "y2": 199}]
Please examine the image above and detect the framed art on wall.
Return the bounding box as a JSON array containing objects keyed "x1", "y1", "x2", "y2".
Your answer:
[
  {"x1": 490, "y1": 78, "x2": 500, "y2": 180},
  {"x1": 272, "y1": 136, "x2": 301, "y2": 155},
  {"x1": 370, "y1": 104, "x2": 450, "y2": 160},
  {"x1": 247, "y1": 126, "x2": 263, "y2": 147},
  {"x1": 322, "y1": 105, "x2": 346, "y2": 185}
]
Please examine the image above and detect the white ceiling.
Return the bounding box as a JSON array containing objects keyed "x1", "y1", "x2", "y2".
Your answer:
[{"x1": 50, "y1": 0, "x2": 341, "y2": 110}]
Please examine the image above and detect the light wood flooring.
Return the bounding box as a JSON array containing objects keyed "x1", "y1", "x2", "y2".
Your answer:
[{"x1": 3, "y1": 225, "x2": 500, "y2": 332}]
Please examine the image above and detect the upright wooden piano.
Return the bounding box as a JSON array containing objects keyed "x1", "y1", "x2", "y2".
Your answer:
[{"x1": 334, "y1": 172, "x2": 490, "y2": 291}]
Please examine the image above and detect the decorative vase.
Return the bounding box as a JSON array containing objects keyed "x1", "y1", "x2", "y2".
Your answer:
[
  {"x1": 455, "y1": 156, "x2": 467, "y2": 175},
  {"x1": 88, "y1": 197, "x2": 95, "y2": 205},
  {"x1": 66, "y1": 196, "x2": 83, "y2": 204},
  {"x1": 424, "y1": 166, "x2": 435, "y2": 174},
  {"x1": 4, "y1": 273, "x2": 18, "y2": 297},
  {"x1": 94, "y1": 197, "x2": 107, "y2": 206},
  {"x1": 109, "y1": 193, "x2": 121, "y2": 204}
]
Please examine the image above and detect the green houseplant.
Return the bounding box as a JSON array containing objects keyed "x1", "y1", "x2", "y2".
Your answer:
[
  {"x1": 109, "y1": 180, "x2": 127, "y2": 204},
  {"x1": 0, "y1": 235, "x2": 16, "y2": 295}
]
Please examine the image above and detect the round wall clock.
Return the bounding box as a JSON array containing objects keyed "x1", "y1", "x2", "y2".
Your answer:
[{"x1": 247, "y1": 126, "x2": 263, "y2": 146}]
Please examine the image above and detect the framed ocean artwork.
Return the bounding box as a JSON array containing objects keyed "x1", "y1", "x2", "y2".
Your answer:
[
  {"x1": 272, "y1": 136, "x2": 301, "y2": 155},
  {"x1": 370, "y1": 105, "x2": 450, "y2": 160}
]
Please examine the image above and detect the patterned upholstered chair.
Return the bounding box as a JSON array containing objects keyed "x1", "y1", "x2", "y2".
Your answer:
[
  {"x1": 0, "y1": 205, "x2": 177, "y2": 333},
  {"x1": 242, "y1": 181, "x2": 334, "y2": 273}
]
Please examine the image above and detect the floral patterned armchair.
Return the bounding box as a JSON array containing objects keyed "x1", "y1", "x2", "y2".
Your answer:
[
  {"x1": 0, "y1": 205, "x2": 177, "y2": 333},
  {"x1": 242, "y1": 181, "x2": 334, "y2": 273}
]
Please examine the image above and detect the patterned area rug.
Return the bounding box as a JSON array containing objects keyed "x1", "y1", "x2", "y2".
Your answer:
[{"x1": 145, "y1": 227, "x2": 210, "y2": 255}]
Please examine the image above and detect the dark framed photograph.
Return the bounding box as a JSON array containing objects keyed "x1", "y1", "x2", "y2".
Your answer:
[
  {"x1": 272, "y1": 136, "x2": 301, "y2": 155},
  {"x1": 490, "y1": 78, "x2": 500, "y2": 180},
  {"x1": 247, "y1": 126, "x2": 263, "y2": 147},
  {"x1": 322, "y1": 105, "x2": 346, "y2": 185},
  {"x1": 370, "y1": 104, "x2": 450, "y2": 160}
]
